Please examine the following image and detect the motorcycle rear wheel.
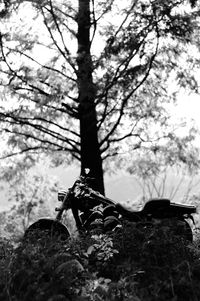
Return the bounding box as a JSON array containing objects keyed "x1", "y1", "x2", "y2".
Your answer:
[
  {"x1": 154, "y1": 218, "x2": 193, "y2": 242},
  {"x1": 172, "y1": 219, "x2": 193, "y2": 242},
  {"x1": 135, "y1": 218, "x2": 193, "y2": 242}
]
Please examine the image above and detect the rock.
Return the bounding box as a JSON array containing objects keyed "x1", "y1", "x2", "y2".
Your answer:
[
  {"x1": 47, "y1": 294, "x2": 69, "y2": 301},
  {"x1": 55, "y1": 259, "x2": 84, "y2": 279},
  {"x1": 51, "y1": 253, "x2": 72, "y2": 268}
]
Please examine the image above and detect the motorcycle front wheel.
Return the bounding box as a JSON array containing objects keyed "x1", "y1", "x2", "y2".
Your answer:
[{"x1": 23, "y1": 218, "x2": 70, "y2": 241}]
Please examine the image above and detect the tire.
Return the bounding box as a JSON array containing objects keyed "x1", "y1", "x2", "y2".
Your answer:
[
  {"x1": 24, "y1": 218, "x2": 70, "y2": 241},
  {"x1": 154, "y1": 218, "x2": 193, "y2": 242},
  {"x1": 173, "y1": 219, "x2": 193, "y2": 242}
]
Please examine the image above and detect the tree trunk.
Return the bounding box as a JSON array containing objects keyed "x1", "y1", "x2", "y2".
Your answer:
[{"x1": 77, "y1": 0, "x2": 104, "y2": 194}]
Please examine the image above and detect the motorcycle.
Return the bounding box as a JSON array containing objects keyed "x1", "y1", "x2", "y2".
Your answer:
[{"x1": 24, "y1": 175, "x2": 196, "y2": 242}]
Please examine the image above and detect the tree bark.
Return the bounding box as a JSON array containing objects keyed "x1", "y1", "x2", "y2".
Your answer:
[{"x1": 77, "y1": 0, "x2": 104, "y2": 194}]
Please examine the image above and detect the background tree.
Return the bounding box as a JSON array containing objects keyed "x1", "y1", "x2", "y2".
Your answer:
[
  {"x1": 0, "y1": 168, "x2": 60, "y2": 238},
  {"x1": 126, "y1": 134, "x2": 200, "y2": 201},
  {"x1": 0, "y1": 0, "x2": 199, "y2": 194}
]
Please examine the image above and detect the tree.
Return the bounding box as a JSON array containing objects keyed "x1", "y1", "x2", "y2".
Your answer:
[
  {"x1": 0, "y1": 167, "x2": 59, "y2": 238},
  {"x1": 126, "y1": 133, "x2": 200, "y2": 201},
  {"x1": 0, "y1": 0, "x2": 199, "y2": 194}
]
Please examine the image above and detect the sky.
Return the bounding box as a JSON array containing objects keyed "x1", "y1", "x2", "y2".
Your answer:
[
  {"x1": 169, "y1": 93, "x2": 200, "y2": 146},
  {"x1": 175, "y1": 94, "x2": 200, "y2": 126}
]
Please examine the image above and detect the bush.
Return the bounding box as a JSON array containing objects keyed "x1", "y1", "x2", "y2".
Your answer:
[{"x1": 1, "y1": 224, "x2": 200, "y2": 300}]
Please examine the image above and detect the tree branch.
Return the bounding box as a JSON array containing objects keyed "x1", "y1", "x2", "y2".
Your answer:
[
  {"x1": 0, "y1": 146, "x2": 46, "y2": 160},
  {"x1": 1, "y1": 127, "x2": 80, "y2": 160},
  {"x1": 0, "y1": 113, "x2": 80, "y2": 153},
  {"x1": 41, "y1": 5, "x2": 77, "y2": 74},
  {"x1": 90, "y1": 0, "x2": 97, "y2": 47},
  {"x1": 99, "y1": 31, "x2": 160, "y2": 148},
  {"x1": 7, "y1": 87, "x2": 79, "y2": 119}
]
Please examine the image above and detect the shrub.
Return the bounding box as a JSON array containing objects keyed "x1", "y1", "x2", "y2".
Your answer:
[{"x1": 1, "y1": 223, "x2": 200, "y2": 300}]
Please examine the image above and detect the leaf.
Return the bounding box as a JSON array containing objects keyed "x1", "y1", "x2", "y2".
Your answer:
[
  {"x1": 87, "y1": 245, "x2": 95, "y2": 255},
  {"x1": 104, "y1": 278, "x2": 111, "y2": 284}
]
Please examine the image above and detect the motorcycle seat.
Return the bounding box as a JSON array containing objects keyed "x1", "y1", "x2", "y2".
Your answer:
[
  {"x1": 115, "y1": 198, "x2": 196, "y2": 221},
  {"x1": 115, "y1": 198, "x2": 170, "y2": 220},
  {"x1": 143, "y1": 198, "x2": 171, "y2": 213},
  {"x1": 142, "y1": 199, "x2": 196, "y2": 216}
]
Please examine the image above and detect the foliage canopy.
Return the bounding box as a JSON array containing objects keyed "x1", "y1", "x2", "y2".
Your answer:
[{"x1": 0, "y1": 0, "x2": 200, "y2": 192}]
